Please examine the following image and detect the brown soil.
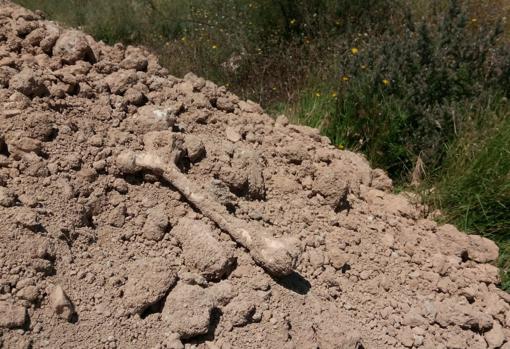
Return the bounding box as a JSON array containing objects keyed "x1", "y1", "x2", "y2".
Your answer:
[{"x1": 0, "y1": 2, "x2": 509, "y2": 348}]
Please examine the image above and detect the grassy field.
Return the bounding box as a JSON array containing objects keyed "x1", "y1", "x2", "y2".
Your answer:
[{"x1": 15, "y1": 0, "x2": 510, "y2": 288}]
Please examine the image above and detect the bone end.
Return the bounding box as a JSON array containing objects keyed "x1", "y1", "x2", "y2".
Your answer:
[
  {"x1": 256, "y1": 238, "x2": 300, "y2": 277},
  {"x1": 117, "y1": 151, "x2": 140, "y2": 174}
]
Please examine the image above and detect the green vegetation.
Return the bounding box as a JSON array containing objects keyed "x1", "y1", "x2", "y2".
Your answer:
[
  {"x1": 15, "y1": 0, "x2": 510, "y2": 288},
  {"x1": 432, "y1": 106, "x2": 510, "y2": 287}
]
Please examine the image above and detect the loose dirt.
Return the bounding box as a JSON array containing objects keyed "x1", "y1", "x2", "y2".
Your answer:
[{"x1": 0, "y1": 1, "x2": 509, "y2": 348}]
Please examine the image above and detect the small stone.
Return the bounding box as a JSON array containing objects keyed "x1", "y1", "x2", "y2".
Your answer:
[
  {"x1": 120, "y1": 48, "x2": 148, "y2": 71},
  {"x1": 15, "y1": 18, "x2": 38, "y2": 36},
  {"x1": 30, "y1": 258, "x2": 54, "y2": 275},
  {"x1": 124, "y1": 258, "x2": 177, "y2": 315},
  {"x1": 93, "y1": 159, "x2": 107, "y2": 172},
  {"x1": 0, "y1": 186, "x2": 16, "y2": 207},
  {"x1": 446, "y1": 333, "x2": 466, "y2": 349},
  {"x1": 77, "y1": 167, "x2": 97, "y2": 183},
  {"x1": 53, "y1": 30, "x2": 95, "y2": 64},
  {"x1": 108, "y1": 204, "x2": 126, "y2": 228},
  {"x1": 224, "y1": 298, "x2": 256, "y2": 327},
  {"x1": 208, "y1": 281, "x2": 236, "y2": 307},
  {"x1": 218, "y1": 149, "x2": 266, "y2": 200},
  {"x1": 381, "y1": 233, "x2": 395, "y2": 248},
  {"x1": 328, "y1": 249, "x2": 349, "y2": 270},
  {"x1": 65, "y1": 153, "x2": 82, "y2": 170},
  {"x1": 308, "y1": 249, "x2": 325, "y2": 269},
  {"x1": 467, "y1": 235, "x2": 499, "y2": 263},
  {"x1": 403, "y1": 308, "x2": 427, "y2": 327},
  {"x1": 88, "y1": 134, "x2": 103, "y2": 147},
  {"x1": 162, "y1": 284, "x2": 214, "y2": 339},
  {"x1": 10, "y1": 136, "x2": 43, "y2": 154},
  {"x1": 435, "y1": 299, "x2": 492, "y2": 331},
  {"x1": 414, "y1": 335, "x2": 424, "y2": 347},
  {"x1": 2, "y1": 109, "x2": 21, "y2": 118},
  {"x1": 225, "y1": 127, "x2": 241, "y2": 143},
  {"x1": 32, "y1": 322, "x2": 43, "y2": 333},
  {"x1": 275, "y1": 115, "x2": 289, "y2": 127},
  {"x1": 15, "y1": 207, "x2": 39, "y2": 229},
  {"x1": 397, "y1": 327, "x2": 414, "y2": 348},
  {"x1": 142, "y1": 205, "x2": 169, "y2": 241},
  {"x1": 50, "y1": 285, "x2": 75, "y2": 321},
  {"x1": 238, "y1": 100, "x2": 262, "y2": 114},
  {"x1": 371, "y1": 168, "x2": 393, "y2": 191},
  {"x1": 128, "y1": 105, "x2": 176, "y2": 133},
  {"x1": 281, "y1": 142, "x2": 309, "y2": 164},
  {"x1": 9, "y1": 68, "x2": 48, "y2": 98},
  {"x1": 0, "y1": 302, "x2": 27, "y2": 328},
  {"x1": 484, "y1": 321, "x2": 505, "y2": 349},
  {"x1": 33, "y1": 239, "x2": 56, "y2": 260},
  {"x1": 184, "y1": 135, "x2": 206, "y2": 163},
  {"x1": 24, "y1": 113, "x2": 55, "y2": 142},
  {"x1": 112, "y1": 179, "x2": 128, "y2": 194},
  {"x1": 124, "y1": 88, "x2": 146, "y2": 106},
  {"x1": 215, "y1": 97, "x2": 235, "y2": 112},
  {"x1": 312, "y1": 161, "x2": 350, "y2": 210},
  {"x1": 104, "y1": 70, "x2": 138, "y2": 95},
  {"x1": 359, "y1": 270, "x2": 371, "y2": 280},
  {"x1": 164, "y1": 333, "x2": 184, "y2": 349},
  {"x1": 40, "y1": 23, "x2": 60, "y2": 53},
  {"x1": 18, "y1": 285, "x2": 39, "y2": 302}
]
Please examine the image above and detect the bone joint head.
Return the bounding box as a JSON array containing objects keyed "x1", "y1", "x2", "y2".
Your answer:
[{"x1": 116, "y1": 151, "x2": 140, "y2": 174}]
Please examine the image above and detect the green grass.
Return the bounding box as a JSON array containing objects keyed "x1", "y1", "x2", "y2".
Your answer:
[
  {"x1": 432, "y1": 105, "x2": 510, "y2": 287},
  {"x1": 15, "y1": 0, "x2": 188, "y2": 45}
]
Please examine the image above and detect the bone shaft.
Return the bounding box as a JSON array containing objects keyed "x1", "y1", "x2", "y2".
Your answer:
[{"x1": 156, "y1": 162, "x2": 258, "y2": 250}]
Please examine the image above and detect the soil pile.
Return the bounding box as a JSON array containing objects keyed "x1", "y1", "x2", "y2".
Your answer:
[{"x1": 0, "y1": 2, "x2": 509, "y2": 348}]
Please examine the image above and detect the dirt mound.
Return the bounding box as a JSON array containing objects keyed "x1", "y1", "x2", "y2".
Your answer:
[{"x1": 0, "y1": 2, "x2": 509, "y2": 348}]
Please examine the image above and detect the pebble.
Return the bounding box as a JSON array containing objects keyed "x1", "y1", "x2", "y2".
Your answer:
[
  {"x1": 225, "y1": 127, "x2": 241, "y2": 143},
  {"x1": 0, "y1": 302, "x2": 27, "y2": 329},
  {"x1": 485, "y1": 321, "x2": 505, "y2": 349},
  {"x1": 0, "y1": 186, "x2": 16, "y2": 207},
  {"x1": 50, "y1": 285, "x2": 75, "y2": 322}
]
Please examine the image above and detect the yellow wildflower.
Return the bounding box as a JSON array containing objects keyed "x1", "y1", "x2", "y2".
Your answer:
[
  {"x1": 290, "y1": 19, "x2": 297, "y2": 25},
  {"x1": 331, "y1": 92, "x2": 337, "y2": 98},
  {"x1": 315, "y1": 92, "x2": 321, "y2": 97},
  {"x1": 361, "y1": 64, "x2": 367, "y2": 69},
  {"x1": 351, "y1": 47, "x2": 359, "y2": 55},
  {"x1": 382, "y1": 79, "x2": 390, "y2": 86},
  {"x1": 471, "y1": 18, "x2": 477, "y2": 22},
  {"x1": 212, "y1": 44, "x2": 218, "y2": 49},
  {"x1": 342, "y1": 76, "x2": 350, "y2": 82},
  {"x1": 338, "y1": 144, "x2": 345, "y2": 150}
]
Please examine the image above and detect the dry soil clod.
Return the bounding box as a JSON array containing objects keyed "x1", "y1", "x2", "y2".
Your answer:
[
  {"x1": 116, "y1": 150, "x2": 299, "y2": 277},
  {"x1": 0, "y1": 302, "x2": 27, "y2": 329}
]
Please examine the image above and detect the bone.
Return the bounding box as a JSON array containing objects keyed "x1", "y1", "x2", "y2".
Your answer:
[{"x1": 117, "y1": 150, "x2": 299, "y2": 277}]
